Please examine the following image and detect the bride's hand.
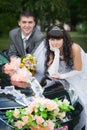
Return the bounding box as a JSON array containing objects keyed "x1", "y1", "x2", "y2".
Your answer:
[
  {"x1": 50, "y1": 45, "x2": 59, "y2": 52},
  {"x1": 50, "y1": 72, "x2": 61, "y2": 79},
  {"x1": 49, "y1": 41, "x2": 59, "y2": 52}
]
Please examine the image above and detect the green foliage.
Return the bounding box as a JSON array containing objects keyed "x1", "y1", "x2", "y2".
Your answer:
[
  {"x1": 54, "y1": 98, "x2": 74, "y2": 112},
  {"x1": 0, "y1": 0, "x2": 70, "y2": 35},
  {"x1": 65, "y1": 0, "x2": 87, "y2": 29},
  {"x1": 0, "y1": 0, "x2": 87, "y2": 34},
  {"x1": 5, "y1": 97, "x2": 74, "y2": 129},
  {"x1": 0, "y1": 0, "x2": 87, "y2": 38},
  {"x1": 76, "y1": 22, "x2": 87, "y2": 34},
  {"x1": 0, "y1": 37, "x2": 9, "y2": 51},
  {"x1": 69, "y1": 31, "x2": 87, "y2": 52},
  {"x1": 0, "y1": 13, "x2": 17, "y2": 36}
]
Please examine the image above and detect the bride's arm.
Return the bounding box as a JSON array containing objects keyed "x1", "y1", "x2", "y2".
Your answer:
[
  {"x1": 48, "y1": 49, "x2": 60, "y2": 76},
  {"x1": 51, "y1": 44, "x2": 82, "y2": 79},
  {"x1": 52, "y1": 70, "x2": 81, "y2": 79}
]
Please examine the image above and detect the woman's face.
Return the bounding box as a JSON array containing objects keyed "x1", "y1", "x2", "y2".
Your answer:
[{"x1": 49, "y1": 38, "x2": 63, "y2": 50}]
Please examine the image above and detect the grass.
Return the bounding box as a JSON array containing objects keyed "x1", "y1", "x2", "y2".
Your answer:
[
  {"x1": 69, "y1": 31, "x2": 87, "y2": 52},
  {"x1": 0, "y1": 36, "x2": 9, "y2": 51},
  {"x1": 0, "y1": 31, "x2": 87, "y2": 52}
]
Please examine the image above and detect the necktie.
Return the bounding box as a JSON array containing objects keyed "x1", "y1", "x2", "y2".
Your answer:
[{"x1": 23, "y1": 38, "x2": 27, "y2": 55}]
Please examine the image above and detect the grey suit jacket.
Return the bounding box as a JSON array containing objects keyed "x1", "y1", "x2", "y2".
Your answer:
[{"x1": 8, "y1": 26, "x2": 44, "y2": 57}]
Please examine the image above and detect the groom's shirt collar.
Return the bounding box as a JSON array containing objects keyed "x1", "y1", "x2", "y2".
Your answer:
[{"x1": 21, "y1": 32, "x2": 31, "y2": 40}]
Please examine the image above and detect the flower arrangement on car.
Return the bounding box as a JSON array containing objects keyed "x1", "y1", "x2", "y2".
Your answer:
[
  {"x1": 20, "y1": 54, "x2": 37, "y2": 75},
  {"x1": 5, "y1": 97, "x2": 74, "y2": 130}
]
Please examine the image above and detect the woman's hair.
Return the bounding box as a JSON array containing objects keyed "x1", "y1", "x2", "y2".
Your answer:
[{"x1": 45, "y1": 24, "x2": 73, "y2": 70}]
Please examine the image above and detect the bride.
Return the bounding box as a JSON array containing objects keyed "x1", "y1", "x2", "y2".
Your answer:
[{"x1": 44, "y1": 24, "x2": 87, "y2": 130}]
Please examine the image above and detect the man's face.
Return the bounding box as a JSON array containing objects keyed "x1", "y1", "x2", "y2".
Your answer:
[{"x1": 18, "y1": 16, "x2": 35, "y2": 36}]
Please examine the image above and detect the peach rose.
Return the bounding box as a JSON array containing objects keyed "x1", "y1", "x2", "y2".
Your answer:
[
  {"x1": 15, "y1": 120, "x2": 24, "y2": 129},
  {"x1": 11, "y1": 67, "x2": 32, "y2": 83},
  {"x1": 46, "y1": 119, "x2": 54, "y2": 130},
  {"x1": 58, "y1": 112, "x2": 66, "y2": 119},
  {"x1": 44, "y1": 100, "x2": 58, "y2": 111},
  {"x1": 22, "y1": 116, "x2": 29, "y2": 124},
  {"x1": 34, "y1": 115, "x2": 44, "y2": 125},
  {"x1": 13, "y1": 109, "x2": 20, "y2": 118},
  {"x1": 4, "y1": 57, "x2": 21, "y2": 71}
]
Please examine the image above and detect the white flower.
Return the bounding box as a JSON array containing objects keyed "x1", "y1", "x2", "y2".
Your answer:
[{"x1": 63, "y1": 99, "x2": 70, "y2": 106}]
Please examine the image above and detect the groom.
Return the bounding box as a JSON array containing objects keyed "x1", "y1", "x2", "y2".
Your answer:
[{"x1": 8, "y1": 11, "x2": 46, "y2": 75}]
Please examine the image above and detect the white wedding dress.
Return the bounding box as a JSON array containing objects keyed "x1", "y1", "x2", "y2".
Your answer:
[{"x1": 58, "y1": 49, "x2": 87, "y2": 130}]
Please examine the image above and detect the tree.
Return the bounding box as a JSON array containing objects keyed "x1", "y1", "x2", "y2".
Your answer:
[
  {"x1": 0, "y1": 0, "x2": 87, "y2": 35},
  {"x1": 66, "y1": 0, "x2": 87, "y2": 29}
]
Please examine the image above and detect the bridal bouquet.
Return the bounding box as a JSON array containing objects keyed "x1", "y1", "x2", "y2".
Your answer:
[
  {"x1": 5, "y1": 98, "x2": 74, "y2": 130},
  {"x1": 4, "y1": 55, "x2": 37, "y2": 82},
  {"x1": 20, "y1": 54, "x2": 37, "y2": 75},
  {"x1": 4, "y1": 54, "x2": 37, "y2": 75}
]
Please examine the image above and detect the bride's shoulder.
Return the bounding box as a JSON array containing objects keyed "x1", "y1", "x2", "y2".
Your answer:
[{"x1": 71, "y1": 43, "x2": 81, "y2": 53}]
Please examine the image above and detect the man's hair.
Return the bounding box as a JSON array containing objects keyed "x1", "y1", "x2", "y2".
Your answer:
[{"x1": 18, "y1": 11, "x2": 37, "y2": 23}]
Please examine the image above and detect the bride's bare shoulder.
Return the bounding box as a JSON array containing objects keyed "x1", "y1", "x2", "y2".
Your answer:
[{"x1": 71, "y1": 43, "x2": 81, "y2": 52}]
